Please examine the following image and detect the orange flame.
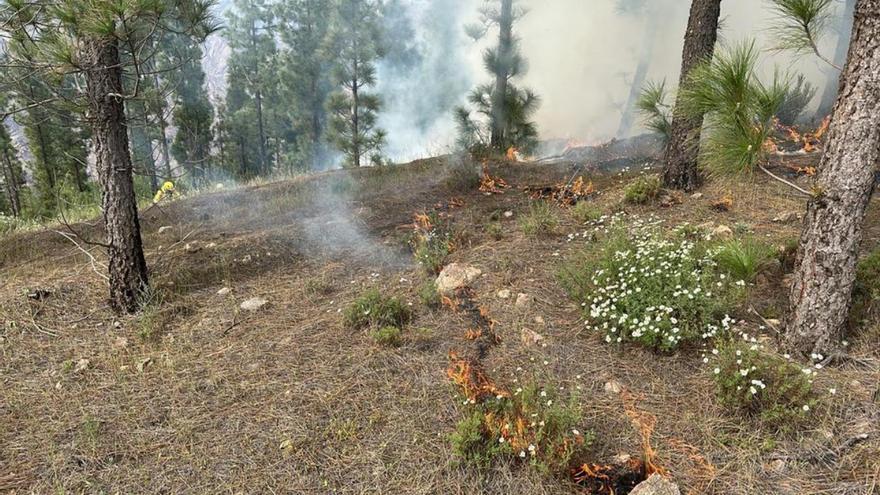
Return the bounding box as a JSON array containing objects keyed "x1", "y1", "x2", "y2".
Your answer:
[{"x1": 506, "y1": 146, "x2": 519, "y2": 161}]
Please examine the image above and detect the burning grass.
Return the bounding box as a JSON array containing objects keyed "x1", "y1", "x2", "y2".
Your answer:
[{"x1": 525, "y1": 176, "x2": 596, "y2": 207}]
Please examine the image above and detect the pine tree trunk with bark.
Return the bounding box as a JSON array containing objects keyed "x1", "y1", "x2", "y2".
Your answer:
[
  {"x1": 1, "y1": 146, "x2": 21, "y2": 217},
  {"x1": 785, "y1": 0, "x2": 880, "y2": 356},
  {"x1": 490, "y1": 0, "x2": 513, "y2": 151},
  {"x1": 661, "y1": 0, "x2": 721, "y2": 191},
  {"x1": 83, "y1": 35, "x2": 149, "y2": 313}
]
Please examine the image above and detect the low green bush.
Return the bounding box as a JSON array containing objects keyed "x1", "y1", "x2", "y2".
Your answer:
[
  {"x1": 519, "y1": 201, "x2": 558, "y2": 237},
  {"x1": 623, "y1": 175, "x2": 661, "y2": 205},
  {"x1": 714, "y1": 238, "x2": 775, "y2": 283},
  {"x1": 343, "y1": 289, "x2": 412, "y2": 330},
  {"x1": 710, "y1": 338, "x2": 817, "y2": 430},
  {"x1": 370, "y1": 326, "x2": 403, "y2": 347}
]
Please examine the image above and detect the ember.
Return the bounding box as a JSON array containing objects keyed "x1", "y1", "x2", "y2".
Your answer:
[
  {"x1": 447, "y1": 353, "x2": 507, "y2": 402},
  {"x1": 479, "y1": 163, "x2": 510, "y2": 195},
  {"x1": 573, "y1": 459, "x2": 648, "y2": 494},
  {"x1": 525, "y1": 175, "x2": 596, "y2": 206},
  {"x1": 767, "y1": 117, "x2": 831, "y2": 154}
]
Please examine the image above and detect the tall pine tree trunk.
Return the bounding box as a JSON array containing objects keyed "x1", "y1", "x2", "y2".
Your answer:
[
  {"x1": 785, "y1": 0, "x2": 880, "y2": 356},
  {"x1": 83, "y1": 35, "x2": 149, "y2": 313},
  {"x1": 490, "y1": 0, "x2": 513, "y2": 151},
  {"x1": 1, "y1": 146, "x2": 21, "y2": 217},
  {"x1": 817, "y1": 0, "x2": 857, "y2": 118},
  {"x1": 661, "y1": 0, "x2": 721, "y2": 191},
  {"x1": 617, "y1": 20, "x2": 659, "y2": 139}
]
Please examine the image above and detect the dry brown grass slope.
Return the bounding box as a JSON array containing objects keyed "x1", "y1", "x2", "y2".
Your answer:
[{"x1": 1, "y1": 154, "x2": 878, "y2": 494}]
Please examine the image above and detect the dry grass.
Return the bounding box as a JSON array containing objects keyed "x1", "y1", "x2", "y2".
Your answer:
[{"x1": 1, "y1": 156, "x2": 878, "y2": 494}]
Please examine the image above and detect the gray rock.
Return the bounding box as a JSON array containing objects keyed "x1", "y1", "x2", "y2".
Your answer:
[
  {"x1": 240, "y1": 297, "x2": 269, "y2": 311},
  {"x1": 630, "y1": 474, "x2": 681, "y2": 495},
  {"x1": 158, "y1": 226, "x2": 173, "y2": 234},
  {"x1": 711, "y1": 225, "x2": 733, "y2": 239},
  {"x1": 773, "y1": 212, "x2": 801, "y2": 224},
  {"x1": 691, "y1": 192, "x2": 704, "y2": 200},
  {"x1": 604, "y1": 380, "x2": 623, "y2": 394},
  {"x1": 217, "y1": 287, "x2": 232, "y2": 296},
  {"x1": 184, "y1": 242, "x2": 201, "y2": 253},
  {"x1": 436, "y1": 263, "x2": 482, "y2": 295},
  {"x1": 497, "y1": 289, "x2": 512, "y2": 299},
  {"x1": 520, "y1": 327, "x2": 544, "y2": 346},
  {"x1": 515, "y1": 293, "x2": 533, "y2": 307}
]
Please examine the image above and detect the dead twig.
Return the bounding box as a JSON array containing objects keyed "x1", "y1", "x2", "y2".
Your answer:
[
  {"x1": 53, "y1": 230, "x2": 109, "y2": 283},
  {"x1": 758, "y1": 163, "x2": 813, "y2": 197}
]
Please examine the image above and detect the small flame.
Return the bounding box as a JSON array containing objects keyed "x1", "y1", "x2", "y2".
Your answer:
[{"x1": 506, "y1": 146, "x2": 520, "y2": 161}]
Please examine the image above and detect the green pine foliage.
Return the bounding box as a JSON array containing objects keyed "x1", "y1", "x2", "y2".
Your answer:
[
  {"x1": 636, "y1": 80, "x2": 673, "y2": 141},
  {"x1": 456, "y1": 0, "x2": 540, "y2": 156},
  {"x1": 325, "y1": 0, "x2": 387, "y2": 168},
  {"x1": 678, "y1": 41, "x2": 789, "y2": 175}
]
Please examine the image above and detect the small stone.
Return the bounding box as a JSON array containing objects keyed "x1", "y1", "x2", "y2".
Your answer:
[
  {"x1": 503, "y1": 211, "x2": 514, "y2": 218},
  {"x1": 773, "y1": 212, "x2": 801, "y2": 224},
  {"x1": 436, "y1": 263, "x2": 482, "y2": 296},
  {"x1": 767, "y1": 459, "x2": 786, "y2": 473},
  {"x1": 112, "y1": 337, "x2": 129, "y2": 350},
  {"x1": 497, "y1": 289, "x2": 511, "y2": 299},
  {"x1": 604, "y1": 380, "x2": 623, "y2": 394},
  {"x1": 766, "y1": 319, "x2": 781, "y2": 328},
  {"x1": 711, "y1": 225, "x2": 733, "y2": 239},
  {"x1": 185, "y1": 242, "x2": 201, "y2": 253},
  {"x1": 240, "y1": 297, "x2": 269, "y2": 311},
  {"x1": 74, "y1": 358, "x2": 90, "y2": 373},
  {"x1": 533, "y1": 315, "x2": 545, "y2": 325},
  {"x1": 113, "y1": 320, "x2": 122, "y2": 329},
  {"x1": 691, "y1": 192, "x2": 704, "y2": 200},
  {"x1": 217, "y1": 287, "x2": 232, "y2": 296},
  {"x1": 158, "y1": 226, "x2": 173, "y2": 234},
  {"x1": 515, "y1": 293, "x2": 533, "y2": 307},
  {"x1": 630, "y1": 474, "x2": 681, "y2": 495},
  {"x1": 206, "y1": 242, "x2": 217, "y2": 249},
  {"x1": 520, "y1": 327, "x2": 544, "y2": 347}
]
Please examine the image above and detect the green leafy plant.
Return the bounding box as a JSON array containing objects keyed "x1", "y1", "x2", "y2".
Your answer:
[
  {"x1": 714, "y1": 238, "x2": 775, "y2": 283},
  {"x1": 418, "y1": 279, "x2": 441, "y2": 309},
  {"x1": 636, "y1": 79, "x2": 673, "y2": 141},
  {"x1": 678, "y1": 41, "x2": 788, "y2": 175},
  {"x1": 564, "y1": 226, "x2": 744, "y2": 351},
  {"x1": 343, "y1": 289, "x2": 412, "y2": 330},
  {"x1": 451, "y1": 381, "x2": 591, "y2": 474},
  {"x1": 711, "y1": 338, "x2": 817, "y2": 429},
  {"x1": 411, "y1": 211, "x2": 453, "y2": 274},
  {"x1": 851, "y1": 248, "x2": 880, "y2": 325},
  {"x1": 519, "y1": 201, "x2": 558, "y2": 237},
  {"x1": 370, "y1": 326, "x2": 403, "y2": 347},
  {"x1": 571, "y1": 201, "x2": 603, "y2": 224},
  {"x1": 623, "y1": 175, "x2": 661, "y2": 204}
]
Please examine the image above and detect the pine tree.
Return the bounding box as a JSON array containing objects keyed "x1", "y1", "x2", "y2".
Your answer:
[
  {"x1": 785, "y1": 0, "x2": 880, "y2": 356},
  {"x1": 225, "y1": 0, "x2": 278, "y2": 176},
  {"x1": 325, "y1": 0, "x2": 386, "y2": 168},
  {"x1": 0, "y1": 120, "x2": 23, "y2": 218},
  {"x1": 455, "y1": 0, "x2": 539, "y2": 156},
  {"x1": 616, "y1": 0, "x2": 661, "y2": 138},
  {"x1": 0, "y1": 0, "x2": 215, "y2": 312},
  {"x1": 277, "y1": 0, "x2": 334, "y2": 170},
  {"x1": 661, "y1": 0, "x2": 722, "y2": 191},
  {"x1": 166, "y1": 33, "x2": 215, "y2": 185}
]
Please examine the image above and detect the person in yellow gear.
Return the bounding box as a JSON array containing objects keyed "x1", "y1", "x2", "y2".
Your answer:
[{"x1": 153, "y1": 181, "x2": 176, "y2": 204}]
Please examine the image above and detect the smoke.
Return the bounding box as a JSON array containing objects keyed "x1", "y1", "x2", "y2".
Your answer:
[
  {"x1": 376, "y1": 0, "x2": 475, "y2": 162},
  {"x1": 377, "y1": 0, "x2": 844, "y2": 156}
]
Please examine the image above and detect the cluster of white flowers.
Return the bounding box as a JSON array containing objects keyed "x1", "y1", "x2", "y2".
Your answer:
[{"x1": 583, "y1": 227, "x2": 738, "y2": 350}]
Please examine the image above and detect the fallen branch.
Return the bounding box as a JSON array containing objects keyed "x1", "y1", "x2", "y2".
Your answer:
[
  {"x1": 53, "y1": 230, "x2": 109, "y2": 283},
  {"x1": 758, "y1": 163, "x2": 813, "y2": 197}
]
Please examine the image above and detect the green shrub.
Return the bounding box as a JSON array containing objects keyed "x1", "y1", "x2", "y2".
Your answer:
[
  {"x1": 678, "y1": 40, "x2": 788, "y2": 175},
  {"x1": 636, "y1": 79, "x2": 673, "y2": 141},
  {"x1": 564, "y1": 226, "x2": 744, "y2": 351},
  {"x1": 710, "y1": 338, "x2": 817, "y2": 430},
  {"x1": 851, "y1": 248, "x2": 880, "y2": 325},
  {"x1": 571, "y1": 201, "x2": 603, "y2": 224},
  {"x1": 411, "y1": 211, "x2": 453, "y2": 274},
  {"x1": 623, "y1": 175, "x2": 661, "y2": 205},
  {"x1": 714, "y1": 238, "x2": 775, "y2": 283},
  {"x1": 418, "y1": 280, "x2": 441, "y2": 309},
  {"x1": 451, "y1": 382, "x2": 591, "y2": 474},
  {"x1": 519, "y1": 201, "x2": 558, "y2": 237},
  {"x1": 370, "y1": 326, "x2": 403, "y2": 347},
  {"x1": 343, "y1": 289, "x2": 412, "y2": 330}
]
